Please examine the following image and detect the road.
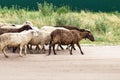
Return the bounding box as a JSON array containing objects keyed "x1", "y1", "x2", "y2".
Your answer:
[{"x1": 0, "y1": 45, "x2": 120, "y2": 80}]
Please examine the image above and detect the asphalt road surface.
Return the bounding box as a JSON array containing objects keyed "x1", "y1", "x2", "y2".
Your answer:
[{"x1": 0, "y1": 45, "x2": 120, "y2": 80}]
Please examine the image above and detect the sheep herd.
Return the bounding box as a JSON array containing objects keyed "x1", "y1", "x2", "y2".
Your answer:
[{"x1": 0, "y1": 21, "x2": 95, "y2": 58}]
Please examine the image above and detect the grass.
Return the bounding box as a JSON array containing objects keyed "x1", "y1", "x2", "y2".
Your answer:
[{"x1": 0, "y1": 3, "x2": 120, "y2": 45}]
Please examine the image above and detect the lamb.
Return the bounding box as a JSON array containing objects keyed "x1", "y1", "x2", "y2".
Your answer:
[
  {"x1": 48, "y1": 29, "x2": 94, "y2": 55},
  {"x1": 0, "y1": 30, "x2": 38, "y2": 58}
]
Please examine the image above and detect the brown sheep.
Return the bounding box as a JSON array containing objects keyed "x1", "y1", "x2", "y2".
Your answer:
[
  {"x1": 0, "y1": 24, "x2": 32, "y2": 35},
  {"x1": 48, "y1": 29, "x2": 94, "y2": 55},
  {"x1": 55, "y1": 25, "x2": 82, "y2": 50}
]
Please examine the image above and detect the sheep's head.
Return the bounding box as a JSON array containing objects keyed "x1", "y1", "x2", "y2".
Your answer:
[
  {"x1": 84, "y1": 30, "x2": 95, "y2": 41},
  {"x1": 23, "y1": 21, "x2": 33, "y2": 27},
  {"x1": 30, "y1": 30, "x2": 38, "y2": 37},
  {"x1": 21, "y1": 25, "x2": 33, "y2": 31}
]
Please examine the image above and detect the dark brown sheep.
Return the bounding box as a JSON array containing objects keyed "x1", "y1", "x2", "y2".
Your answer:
[
  {"x1": 48, "y1": 29, "x2": 94, "y2": 55},
  {"x1": 0, "y1": 25, "x2": 32, "y2": 35},
  {"x1": 55, "y1": 26, "x2": 82, "y2": 50}
]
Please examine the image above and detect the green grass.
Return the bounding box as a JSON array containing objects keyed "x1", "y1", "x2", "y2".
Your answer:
[{"x1": 0, "y1": 3, "x2": 120, "y2": 45}]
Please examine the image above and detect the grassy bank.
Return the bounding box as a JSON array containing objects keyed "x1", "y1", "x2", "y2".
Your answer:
[{"x1": 0, "y1": 4, "x2": 120, "y2": 45}]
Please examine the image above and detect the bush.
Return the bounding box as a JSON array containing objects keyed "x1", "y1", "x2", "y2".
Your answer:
[
  {"x1": 56, "y1": 6, "x2": 71, "y2": 15},
  {"x1": 37, "y1": 2, "x2": 56, "y2": 16},
  {"x1": 56, "y1": 13, "x2": 80, "y2": 27}
]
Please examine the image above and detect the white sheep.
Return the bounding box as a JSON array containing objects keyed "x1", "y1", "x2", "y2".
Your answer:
[
  {"x1": 0, "y1": 21, "x2": 33, "y2": 29},
  {"x1": 40, "y1": 26, "x2": 69, "y2": 33},
  {"x1": 28, "y1": 26, "x2": 69, "y2": 52},
  {"x1": 13, "y1": 21, "x2": 33, "y2": 28},
  {"x1": 28, "y1": 30, "x2": 51, "y2": 52},
  {"x1": 40, "y1": 26, "x2": 69, "y2": 50},
  {"x1": 0, "y1": 23, "x2": 12, "y2": 27},
  {"x1": 0, "y1": 30, "x2": 38, "y2": 58}
]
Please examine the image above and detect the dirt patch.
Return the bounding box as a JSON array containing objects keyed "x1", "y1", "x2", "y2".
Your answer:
[{"x1": 0, "y1": 45, "x2": 120, "y2": 80}]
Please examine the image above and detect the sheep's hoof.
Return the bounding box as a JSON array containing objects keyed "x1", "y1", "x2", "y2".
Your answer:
[
  {"x1": 81, "y1": 52, "x2": 84, "y2": 55},
  {"x1": 24, "y1": 53, "x2": 27, "y2": 55},
  {"x1": 57, "y1": 49, "x2": 60, "y2": 51},
  {"x1": 5, "y1": 55, "x2": 9, "y2": 58},
  {"x1": 42, "y1": 51, "x2": 46, "y2": 54},
  {"x1": 19, "y1": 54, "x2": 23, "y2": 57},
  {"x1": 54, "y1": 53, "x2": 57, "y2": 55},
  {"x1": 70, "y1": 53, "x2": 73, "y2": 55},
  {"x1": 47, "y1": 54, "x2": 50, "y2": 56},
  {"x1": 66, "y1": 47, "x2": 69, "y2": 50}
]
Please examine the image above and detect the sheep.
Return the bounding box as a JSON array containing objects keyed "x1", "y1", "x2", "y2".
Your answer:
[
  {"x1": 55, "y1": 25, "x2": 83, "y2": 50},
  {"x1": 55, "y1": 25, "x2": 81, "y2": 31},
  {"x1": 0, "y1": 21, "x2": 33, "y2": 29},
  {"x1": 48, "y1": 29, "x2": 94, "y2": 55},
  {"x1": 40, "y1": 26, "x2": 69, "y2": 50},
  {"x1": 0, "y1": 24, "x2": 33, "y2": 53},
  {"x1": 42, "y1": 26, "x2": 82, "y2": 50},
  {"x1": 28, "y1": 29, "x2": 51, "y2": 53},
  {"x1": 23, "y1": 21, "x2": 33, "y2": 27},
  {"x1": 0, "y1": 22, "x2": 12, "y2": 27},
  {"x1": 0, "y1": 30, "x2": 38, "y2": 58},
  {"x1": 28, "y1": 26, "x2": 68, "y2": 52},
  {"x1": 40, "y1": 26, "x2": 69, "y2": 32},
  {"x1": 0, "y1": 24, "x2": 32, "y2": 35}
]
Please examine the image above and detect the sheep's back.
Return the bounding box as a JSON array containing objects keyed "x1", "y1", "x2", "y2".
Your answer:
[
  {"x1": 29, "y1": 30, "x2": 51, "y2": 45},
  {"x1": 40, "y1": 26, "x2": 69, "y2": 33},
  {"x1": 51, "y1": 29, "x2": 74, "y2": 45},
  {"x1": 70, "y1": 30, "x2": 82, "y2": 43}
]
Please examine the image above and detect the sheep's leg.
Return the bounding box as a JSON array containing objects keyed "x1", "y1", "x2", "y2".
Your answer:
[
  {"x1": 42, "y1": 45, "x2": 46, "y2": 51},
  {"x1": 48, "y1": 42, "x2": 52, "y2": 55},
  {"x1": 57, "y1": 44, "x2": 64, "y2": 50},
  {"x1": 38, "y1": 45, "x2": 41, "y2": 50},
  {"x1": 24, "y1": 45, "x2": 27, "y2": 55},
  {"x1": 12, "y1": 47, "x2": 18, "y2": 53},
  {"x1": 53, "y1": 44, "x2": 56, "y2": 55},
  {"x1": 27, "y1": 44, "x2": 30, "y2": 50},
  {"x1": 27, "y1": 44, "x2": 32, "y2": 50},
  {"x1": 66, "y1": 44, "x2": 76, "y2": 50},
  {"x1": 2, "y1": 47, "x2": 8, "y2": 58},
  {"x1": 30, "y1": 45, "x2": 32, "y2": 50},
  {"x1": 66, "y1": 45, "x2": 70, "y2": 50},
  {"x1": 40, "y1": 44, "x2": 45, "y2": 54},
  {"x1": 48, "y1": 41, "x2": 57, "y2": 55},
  {"x1": 73, "y1": 45, "x2": 76, "y2": 50},
  {"x1": 19, "y1": 46, "x2": 23, "y2": 57},
  {"x1": 35, "y1": 45, "x2": 41, "y2": 50},
  {"x1": 59, "y1": 44, "x2": 64, "y2": 50},
  {"x1": 70, "y1": 44, "x2": 73, "y2": 55},
  {"x1": 76, "y1": 43, "x2": 84, "y2": 55},
  {"x1": 56, "y1": 45, "x2": 59, "y2": 50}
]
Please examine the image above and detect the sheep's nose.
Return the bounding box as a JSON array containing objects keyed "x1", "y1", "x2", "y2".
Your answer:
[{"x1": 92, "y1": 38, "x2": 95, "y2": 41}]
